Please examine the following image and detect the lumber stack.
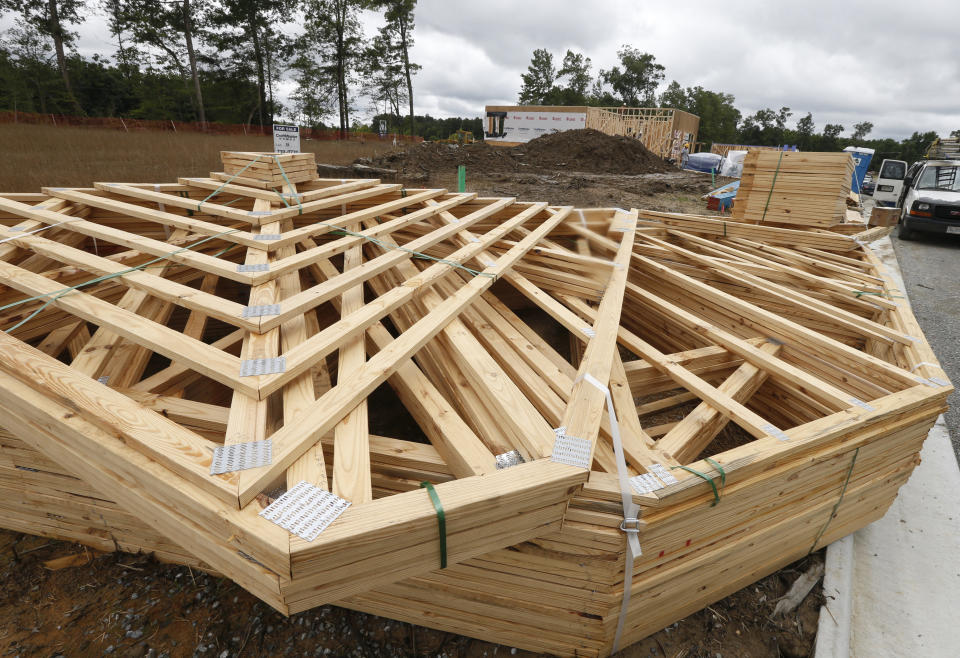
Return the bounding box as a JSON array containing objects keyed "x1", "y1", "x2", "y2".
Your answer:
[
  {"x1": 732, "y1": 151, "x2": 855, "y2": 227},
  {"x1": 220, "y1": 150, "x2": 318, "y2": 186},
  {"x1": 0, "y1": 151, "x2": 950, "y2": 657}
]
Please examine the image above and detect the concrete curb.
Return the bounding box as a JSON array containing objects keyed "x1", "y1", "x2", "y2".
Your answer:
[
  {"x1": 814, "y1": 237, "x2": 960, "y2": 657},
  {"x1": 815, "y1": 534, "x2": 853, "y2": 656}
]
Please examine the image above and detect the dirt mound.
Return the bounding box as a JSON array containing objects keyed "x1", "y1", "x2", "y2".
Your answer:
[
  {"x1": 366, "y1": 141, "x2": 524, "y2": 176},
  {"x1": 516, "y1": 129, "x2": 672, "y2": 175},
  {"x1": 360, "y1": 129, "x2": 672, "y2": 177}
]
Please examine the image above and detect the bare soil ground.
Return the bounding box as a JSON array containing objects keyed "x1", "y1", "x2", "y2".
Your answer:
[
  {"x1": 0, "y1": 532, "x2": 823, "y2": 658},
  {"x1": 0, "y1": 133, "x2": 819, "y2": 657}
]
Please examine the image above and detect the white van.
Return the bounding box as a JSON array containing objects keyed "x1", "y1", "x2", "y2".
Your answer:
[{"x1": 873, "y1": 159, "x2": 907, "y2": 206}]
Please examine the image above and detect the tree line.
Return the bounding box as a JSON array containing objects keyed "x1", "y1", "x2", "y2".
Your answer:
[
  {"x1": 518, "y1": 46, "x2": 957, "y2": 165},
  {"x1": 0, "y1": 0, "x2": 421, "y2": 135}
]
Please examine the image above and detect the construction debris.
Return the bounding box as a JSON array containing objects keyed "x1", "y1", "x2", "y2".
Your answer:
[{"x1": 0, "y1": 151, "x2": 950, "y2": 657}]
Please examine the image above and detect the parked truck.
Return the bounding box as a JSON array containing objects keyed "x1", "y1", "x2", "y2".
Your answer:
[{"x1": 897, "y1": 139, "x2": 960, "y2": 239}]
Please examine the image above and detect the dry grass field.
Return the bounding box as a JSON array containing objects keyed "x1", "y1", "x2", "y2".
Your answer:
[{"x1": 0, "y1": 124, "x2": 404, "y2": 191}]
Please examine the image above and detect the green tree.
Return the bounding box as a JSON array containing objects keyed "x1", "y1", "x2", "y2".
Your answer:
[
  {"x1": 0, "y1": 22, "x2": 58, "y2": 113},
  {"x1": 597, "y1": 46, "x2": 664, "y2": 106},
  {"x1": 851, "y1": 121, "x2": 873, "y2": 141},
  {"x1": 556, "y1": 49, "x2": 591, "y2": 102},
  {"x1": 794, "y1": 112, "x2": 815, "y2": 149},
  {"x1": 363, "y1": 32, "x2": 404, "y2": 120},
  {"x1": 740, "y1": 106, "x2": 792, "y2": 145},
  {"x1": 686, "y1": 87, "x2": 740, "y2": 145},
  {"x1": 1, "y1": 0, "x2": 87, "y2": 113},
  {"x1": 100, "y1": 0, "x2": 140, "y2": 79},
  {"x1": 370, "y1": 0, "x2": 418, "y2": 136},
  {"x1": 299, "y1": 0, "x2": 365, "y2": 135},
  {"x1": 118, "y1": 0, "x2": 209, "y2": 125},
  {"x1": 208, "y1": 0, "x2": 294, "y2": 129},
  {"x1": 658, "y1": 80, "x2": 687, "y2": 110},
  {"x1": 899, "y1": 130, "x2": 938, "y2": 162},
  {"x1": 820, "y1": 123, "x2": 844, "y2": 150},
  {"x1": 658, "y1": 82, "x2": 740, "y2": 146},
  {"x1": 518, "y1": 48, "x2": 555, "y2": 105}
]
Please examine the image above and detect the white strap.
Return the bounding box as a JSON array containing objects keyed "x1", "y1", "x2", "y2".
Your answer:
[
  {"x1": 0, "y1": 218, "x2": 78, "y2": 244},
  {"x1": 578, "y1": 371, "x2": 640, "y2": 651}
]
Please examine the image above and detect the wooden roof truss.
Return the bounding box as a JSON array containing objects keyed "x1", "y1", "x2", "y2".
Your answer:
[{"x1": 0, "y1": 154, "x2": 949, "y2": 614}]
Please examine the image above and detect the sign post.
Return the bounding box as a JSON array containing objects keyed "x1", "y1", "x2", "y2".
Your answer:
[{"x1": 273, "y1": 124, "x2": 301, "y2": 154}]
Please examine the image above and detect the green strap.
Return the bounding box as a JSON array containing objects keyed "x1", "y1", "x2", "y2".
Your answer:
[
  {"x1": 420, "y1": 481, "x2": 447, "y2": 568},
  {"x1": 760, "y1": 149, "x2": 785, "y2": 223},
  {"x1": 179, "y1": 190, "x2": 195, "y2": 216},
  {"x1": 809, "y1": 447, "x2": 859, "y2": 553},
  {"x1": 2, "y1": 228, "x2": 241, "y2": 334},
  {"x1": 671, "y1": 464, "x2": 721, "y2": 506},
  {"x1": 704, "y1": 458, "x2": 726, "y2": 491},
  {"x1": 272, "y1": 156, "x2": 303, "y2": 215},
  {"x1": 854, "y1": 290, "x2": 904, "y2": 299},
  {"x1": 326, "y1": 226, "x2": 493, "y2": 279},
  {"x1": 197, "y1": 154, "x2": 264, "y2": 211}
]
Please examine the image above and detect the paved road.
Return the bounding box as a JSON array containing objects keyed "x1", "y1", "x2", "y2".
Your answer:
[{"x1": 890, "y1": 224, "x2": 960, "y2": 457}]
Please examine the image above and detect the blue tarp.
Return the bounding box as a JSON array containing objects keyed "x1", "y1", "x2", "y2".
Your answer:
[
  {"x1": 706, "y1": 180, "x2": 740, "y2": 211},
  {"x1": 683, "y1": 152, "x2": 724, "y2": 173}
]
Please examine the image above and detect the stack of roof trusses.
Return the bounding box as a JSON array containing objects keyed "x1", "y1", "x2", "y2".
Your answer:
[{"x1": 0, "y1": 152, "x2": 949, "y2": 656}]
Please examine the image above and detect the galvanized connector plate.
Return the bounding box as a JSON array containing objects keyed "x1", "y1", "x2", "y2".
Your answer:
[
  {"x1": 495, "y1": 450, "x2": 525, "y2": 470},
  {"x1": 550, "y1": 430, "x2": 592, "y2": 470},
  {"x1": 237, "y1": 263, "x2": 270, "y2": 272},
  {"x1": 210, "y1": 439, "x2": 272, "y2": 475},
  {"x1": 259, "y1": 481, "x2": 351, "y2": 541},
  {"x1": 242, "y1": 304, "x2": 281, "y2": 318},
  {"x1": 239, "y1": 357, "x2": 286, "y2": 377},
  {"x1": 630, "y1": 473, "x2": 665, "y2": 495},
  {"x1": 647, "y1": 463, "x2": 679, "y2": 485}
]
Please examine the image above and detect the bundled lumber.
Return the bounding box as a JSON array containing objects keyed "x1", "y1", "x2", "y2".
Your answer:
[
  {"x1": 732, "y1": 151, "x2": 855, "y2": 227},
  {"x1": 220, "y1": 150, "x2": 319, "y2": 186},
  {"x1": 0, "y1": 152, "x2": 950, "y2": 657}
]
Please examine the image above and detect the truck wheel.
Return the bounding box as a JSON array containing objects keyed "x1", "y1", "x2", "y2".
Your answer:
[{"x1": 899, "y1": 218, "x2": 915, "y2": 241}]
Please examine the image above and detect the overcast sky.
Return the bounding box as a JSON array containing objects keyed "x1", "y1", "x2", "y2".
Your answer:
[{"x1": 12, "y1": 0, "x2": 960, "y2": 140}]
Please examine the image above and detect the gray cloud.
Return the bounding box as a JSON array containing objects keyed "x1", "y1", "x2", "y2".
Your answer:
[
  {"x1": 6, "y1": 0, "x2": 957, "y2": 139},
  {"x1": 409, "y1": 0, "x2": 960, "y2": 138}
]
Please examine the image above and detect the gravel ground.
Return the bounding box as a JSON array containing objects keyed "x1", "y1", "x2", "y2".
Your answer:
[{"x1": 887, "y1": 209, "x2": 960, "y2": 458}]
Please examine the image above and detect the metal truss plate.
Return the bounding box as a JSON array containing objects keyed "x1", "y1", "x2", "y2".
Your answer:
[
  {"x1": 495, "y1": 450, "x2": 525, "y2": 470},
  {"x1": 550, "y1": 430, "x2": 592, "y2": 470},
  {"x1": 259, "y1": 481, "x2": 351, "y2": 541},
  {"x1": 647, "y1": 463, "x2": 679, "y2": 485},
  {"x1": 242, "y1": 304, "x2": 281, "y2": 318},
  {"x1": 630, "y1": 473, "x2": 665, "y2": 495},
  {"x1": 210, "y1": 439, "x2": 272, "y2": 475},
  {"x1": 239, "y1": 357, "x2": 286, "y2": 377}
]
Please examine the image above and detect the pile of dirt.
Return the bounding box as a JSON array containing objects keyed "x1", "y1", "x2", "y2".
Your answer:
[
  {"x1": 516, "y1": 129, "x2": 673, "y2": 175},
  {"x1": 365, "y1": 140, "x2": 525, "y2": 177},
  {"x1": 360, "y1": 129, "x2": 672, "y2": 177}
]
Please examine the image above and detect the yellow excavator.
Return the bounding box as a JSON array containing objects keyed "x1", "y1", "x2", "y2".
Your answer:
[{"x1": 437, "y1": 129, "x2": 475, "y2": 145}]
